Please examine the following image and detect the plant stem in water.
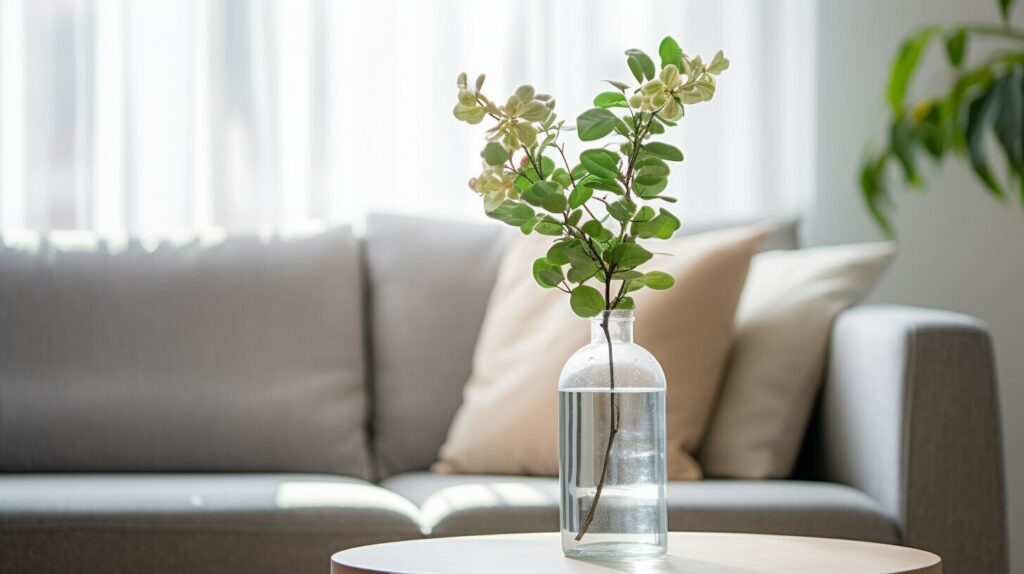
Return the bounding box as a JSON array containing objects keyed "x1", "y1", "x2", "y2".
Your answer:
[{"x1": 574, "y1": 311, "x2": 619, "y2": 541}]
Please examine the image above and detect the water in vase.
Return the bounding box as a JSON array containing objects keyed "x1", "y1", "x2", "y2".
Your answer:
[{"x1": 559, "y1": 387, "x2": 668, "y2": 560}]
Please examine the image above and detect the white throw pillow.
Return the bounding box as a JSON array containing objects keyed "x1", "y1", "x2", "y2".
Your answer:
[{"x1": 699, "y1": 242, "x2": 896, "y2": 478}]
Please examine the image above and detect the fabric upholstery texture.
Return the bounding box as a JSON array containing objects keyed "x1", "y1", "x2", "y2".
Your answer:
[
  {"x1": 814, "y1": 305, "x2": 1007, "y2": 574},
  {"x1": 382, "y1": 471, "x2": 898, "y2": 543},
  {"x1": 700, "y1": 242, "x2": 895, "y2": 478},
  {"x1": 0, "y1": 229, "x2": 371, "y2": 477},
  {"x1": 0, "y1": 217, "x2": 1008, "y2": 574},
  {"x1": 364, "y1": 214, "x2": 510, "y2": 479},
  {"x1": 0, "y1": 474, "x2": 422, "y2": 574},
  {"x1": 435, "y1": 225, "x2": 770, "y2": 479}
]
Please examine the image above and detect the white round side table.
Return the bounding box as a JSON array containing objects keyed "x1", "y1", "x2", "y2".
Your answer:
[{"x1": 331, "y1": 532, "x2": 941, "y2": 574}]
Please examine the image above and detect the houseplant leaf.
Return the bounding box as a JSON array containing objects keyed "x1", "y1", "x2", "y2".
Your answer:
[
  {"x1": 658, "y1": 36, "x2": 684, "y2": 71},
  {"x1": 580, "y1": 149, "x2": 620, "y2": 179},
  {"x1": 643, "y1": 142, "x2": 684, "y2": 161},
  {"x1": 577, "y1": 108, "x2": 620, "y2": 141},
  {"x1": 532, "y1": 257, "x2": 565, "y2": 289},
  {"x1": 887, "y1": 25, "x2": 941, "y2": 116},
  {"x1": 594, "y1": 92, "x2": 629, "y2": 109},
  {"x1": 570, "y1": 285, "x2": 605, "y2": 317},
  {"x1": 965, "y1": 85, "x2": 1006, "y2": 197}
]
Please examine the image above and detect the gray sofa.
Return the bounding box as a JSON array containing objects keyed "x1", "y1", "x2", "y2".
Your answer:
[{"x1": 0, "y1": 214, "x2": 1007, "y2": 574}]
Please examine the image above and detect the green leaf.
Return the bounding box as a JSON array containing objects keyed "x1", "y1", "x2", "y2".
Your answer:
[
  {"x1": 613, "y1": 296, "x2": 635, "y2": 310},
  {"x1": 567, "y1": 266, "x2": 597, "y2": 284},
  {"x1": 656, "y1": 114, "x2": 678, "y2": 128},
  {"x1": 634, "y1": 206, "x2": 655, "y2": 222},
  {"x1": 579, "y1": 149, "x2": 620, "y2": 179},
  {"x1": 487, "y1": 200, "x2": 535, "y2": 227},
  {"x1": 522, "y1": 181, "x2": 560, "y2": 207},
  {"x1": 890, "y1": 119, "x2": 921, "y2": 185},
  {"x1": 546, "y1": 240, "x2": 573, "y2": 265},
  {"x1": 643, "y1": 142, "x2": 684, "y2": 161},
  {"x1": 568, "y1": 186, "x2": 593, "y2": 209},
  {"x1": 658, "y1": 36, "x2": 684, "y2": 71},
  {"x1": 626, "y1": 49, "x2": 656, "y2": 80},
  {"x1": 519, "y1": 214, "x2": 541, "y2": 235},
  {"x1": 570, "y1": 285, "x2": 606, "y2": 317},
  {"x1": 534, "y1": 220, "x2": 564, "y2": 236},
  {"x1": 611, "y1": 269, "x2": 644, "y2": 280},
  {"x1": 541, "y1": 192, "x2": 568, "y2": 213},
  {"x1": 944, "y1": 28, "x2": 967, "y2": 68},
  {"x1": 624, "y1": 279, "x2": 645, "y2": 293},
  {"x1": 631, "y1": 208, "x2": 681, "y2": 239},
  {"x1": 481, "y1": 142, "x2": 509, "y2": 166},
  {"x1": 635, "y1": 177, "x2": 669, "y2": 199},
  {"x1": 859, "y1": 151, "x2": 895, "y2": 238},
  {"x1": 643, "y1": 271, "x2": 675, "y2": 290},
  {"x1": 570, "y1": 163, "x2": 588, "y2": 181},
  {"x1": 583, "y1": 177, "x2": 624, "y2": 194},
  {"x1": 520, "y1": 101, "x2": 550, "y2": 122},
  {"x1": 521, "y1": 156, "x2": 557, "y2": 181},
  {"x1": 532, "y1": 257, "x2": 564, "y2": 289},
  {"x1": 965, "y1": 85, "x2": 1005, "y2": 197},
  {"x1": 581, "y1": 219, "x2": 607, "y2": 240},
  {"x1": 606, "y1": 242, "x2": 653, "y2": 269},
  {"x1": 566, "y1": 241, "x2": 597, "y2": 268},
  {"x1": 606, "y1": 80, "x2": 631, "y2": 91},
  {"x1": 453, "y1": 102, "x2": 486, "y2": 124},
  {"x1": 567, "y1": 209, "x2": 583, "y2": 227},
  {"x1": 594, "y1": 91, "x2": 629, "y2": 109},
  {"x1": 994, "y1": 67, "x2": 1024, "y2": 175},
  {"x1": 551, "y1": 168, "x2": 572, "y2": 190},
  {"x1": 635, "y1": 156, "x2": 670, "y2": 173},
  {"x1": 887, "y1": 26, "x2": 941, "y2": 116},
  {"x1": 607, "y1": 198, "x2": 637, "y2": 222},
  {"x1": 1000, "y1": 0, "x2": 1017, "y2": 23},
  {"x1": 577, "y1": 108, "x2": 620, "y2": 141},
  {"x1": 627, "y1": 55, "x2": 644, "y2": 83},
  {"x1": 635, "y1": 173, "x2": 666, "y2": 187},
  {"x1": 637, "y1": 163, "x2": 670, "y2": 179},
  {"x1": 917, "y1": 103, "x2": 946, "y2": 158}
]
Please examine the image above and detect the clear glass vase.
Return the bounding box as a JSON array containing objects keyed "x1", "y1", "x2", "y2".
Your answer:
[{"x1": 558, "y1": 309, "x2": 668, "y2": 560}]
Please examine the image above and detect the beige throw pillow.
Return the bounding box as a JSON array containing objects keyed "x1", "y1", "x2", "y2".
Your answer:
[
  {"x1": 435, "y1": 224, "x2": 772, "y2": 480},
  {"x1": 699, "y1": 242, "x2": 896, "y2": 479}
]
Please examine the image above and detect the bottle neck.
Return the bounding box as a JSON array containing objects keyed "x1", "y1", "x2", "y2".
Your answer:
[{"x1": 589, "y1": 310, "x2": 635, "y2": 344}]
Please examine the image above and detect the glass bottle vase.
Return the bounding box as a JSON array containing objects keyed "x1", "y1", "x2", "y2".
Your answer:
[{"x1": 558, "y1": 309, "x2": 668, "y2": 560}]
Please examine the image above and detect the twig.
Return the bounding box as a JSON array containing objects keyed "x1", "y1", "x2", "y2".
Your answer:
[{"x1": 574, "y1": 310, "x2": 619, "y2": 540}]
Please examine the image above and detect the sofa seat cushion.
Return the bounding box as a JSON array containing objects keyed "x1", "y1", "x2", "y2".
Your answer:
[
  {"x1": 0, "y1": 474, "x2": 422, "y2": 574},
  {"x1": 382, "y1": 472, "x2": 899, "y2": 544}
]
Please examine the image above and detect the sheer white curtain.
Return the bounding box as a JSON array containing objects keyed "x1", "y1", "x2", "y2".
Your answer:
[{"x1": 0, "y1": 0, "x2": 815, "y2": 235}]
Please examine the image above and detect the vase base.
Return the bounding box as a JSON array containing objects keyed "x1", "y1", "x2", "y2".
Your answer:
[{"x1": 563, "y1": 541, "x2": 666, "y2": 562}]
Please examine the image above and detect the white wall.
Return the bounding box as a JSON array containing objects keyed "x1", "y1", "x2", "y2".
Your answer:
[{"x1": 809, "y1": 1, "x2": 1024, "y2": 571}]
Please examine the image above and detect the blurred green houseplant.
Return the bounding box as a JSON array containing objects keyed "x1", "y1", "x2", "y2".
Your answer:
[{"x1": 861, "y1": 0, "x2": 1024, "y2": 235}]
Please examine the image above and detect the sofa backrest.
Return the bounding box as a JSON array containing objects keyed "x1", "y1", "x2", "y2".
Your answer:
[
  {"x1": 0, "y1": 228, "x2": 372, "y2": 478},
  {"x1": 364, "y1": 214, "x2": 510, "y2": 478},
  {"x1": 365, "y1": 214, "x2": 800, "y2": 478}
]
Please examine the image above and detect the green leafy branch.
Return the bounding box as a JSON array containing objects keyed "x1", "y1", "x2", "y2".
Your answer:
[
  {"x1": 455, "y1": 37, "x2": 728, "y2": 319},
  {"x1": 861, "y1": 0, "x2": 1024, "y2": 236},
  {"x1": 453, "y1": 36, "x2": 727, "y2": 543}
]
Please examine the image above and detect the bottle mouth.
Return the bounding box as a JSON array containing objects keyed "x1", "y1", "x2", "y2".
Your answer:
[{"x1": 588, "y1": 309, "x2": 635, "y2": 322}]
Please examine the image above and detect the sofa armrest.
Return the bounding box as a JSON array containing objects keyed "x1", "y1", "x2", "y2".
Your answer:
[{"x1": 820, "y1": 305, "x2": 1007, "y2": 574}]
